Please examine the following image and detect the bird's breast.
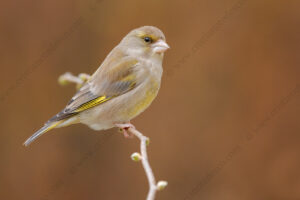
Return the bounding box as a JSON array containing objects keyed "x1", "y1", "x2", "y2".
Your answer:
[{"x1": 125, "y1": 78, "x2": 160, "y2": 119}]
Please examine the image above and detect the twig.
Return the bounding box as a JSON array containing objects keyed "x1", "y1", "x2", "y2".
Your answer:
[
  {"x1": 58, "y1": 72, "x2": 90, "y2": 89},
  {"x1": 58, "y1": 73, "x2": 167, "y2": 199},
  {"x1": 128, "y1": 128, "x2": 167, "y2": 200}
]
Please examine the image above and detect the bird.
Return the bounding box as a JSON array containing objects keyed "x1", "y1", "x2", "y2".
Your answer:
[{"x1": 24, "y1": 26, "x2": 169, "y2": 146}]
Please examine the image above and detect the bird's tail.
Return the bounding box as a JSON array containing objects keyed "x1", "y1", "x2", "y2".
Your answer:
[{"x1": 23, "y1": 121, "x2": 64, "y2": 147}]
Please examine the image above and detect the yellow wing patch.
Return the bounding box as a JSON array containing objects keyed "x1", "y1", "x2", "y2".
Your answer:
[{"x1": 74, "y1": 96, "x2": 112, "y2": 112}]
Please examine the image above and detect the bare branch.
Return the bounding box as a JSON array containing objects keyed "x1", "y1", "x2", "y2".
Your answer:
[{"x1": 128, "y1": 127, "x2": 167, "y2": 200}]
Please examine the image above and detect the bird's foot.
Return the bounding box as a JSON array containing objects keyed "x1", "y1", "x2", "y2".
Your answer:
[{"x1": 115, "y1": 123, "x2": 135, "y2": 138}]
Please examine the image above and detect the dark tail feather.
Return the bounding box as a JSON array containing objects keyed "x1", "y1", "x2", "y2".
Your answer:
[{"x1": 23, "y1": 121, "x2": 62, "y2": 147}]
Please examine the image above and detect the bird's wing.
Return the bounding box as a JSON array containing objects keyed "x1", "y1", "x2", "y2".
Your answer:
[{"x1": 48, "y1": 57, "x2": 140, "y2": 122}]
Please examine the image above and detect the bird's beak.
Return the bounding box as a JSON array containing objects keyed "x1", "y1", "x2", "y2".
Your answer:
[{"x1": 152, "y1": 40, "x2": 170, "y2": 53}]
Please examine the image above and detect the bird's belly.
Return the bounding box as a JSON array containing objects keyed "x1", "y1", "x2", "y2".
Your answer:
[{"x1": 79, "y1": 79, "x2": 160, "y2": 130}]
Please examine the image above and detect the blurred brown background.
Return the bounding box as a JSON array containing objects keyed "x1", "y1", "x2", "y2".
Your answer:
[{"x1": 0, "y1": 0, "x2": 299, "y2": 199}]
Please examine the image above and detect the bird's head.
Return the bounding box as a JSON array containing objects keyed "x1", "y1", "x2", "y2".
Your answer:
[{"x1": 120, "y1": 26, "x2": 170, "y2": 59}]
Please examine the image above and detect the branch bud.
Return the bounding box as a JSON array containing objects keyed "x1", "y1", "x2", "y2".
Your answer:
[
  {"x1": 79, "y1": 73, "x2": 90, "y2": 82},
  {"x1": 131, "y1": 152, "x2": 142, "y2": 162},
  {"x1": 146, "y1": 137, "x2": 150, "y2": 146},
  {"x1": 157, "y1": 181, "x2": 168, "y2": 191},
  {"x1": 58, "y1": 75, "x2": 70, "y2": 86}
]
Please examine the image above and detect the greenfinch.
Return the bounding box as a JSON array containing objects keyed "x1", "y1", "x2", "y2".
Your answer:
[{"x1": 24, "y1": 26, "x2": 169, "y2": 146}]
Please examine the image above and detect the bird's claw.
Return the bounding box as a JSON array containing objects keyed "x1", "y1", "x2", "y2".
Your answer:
[{"x1": 115, "y1": 123, "x2": 135, "y2": 138}]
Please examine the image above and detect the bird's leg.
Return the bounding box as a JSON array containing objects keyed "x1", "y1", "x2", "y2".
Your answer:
[{"x1": 115, "y1": 123, "x2": 135, "y2": 138}]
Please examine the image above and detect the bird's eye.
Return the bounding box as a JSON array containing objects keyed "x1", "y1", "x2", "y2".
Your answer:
[{"x1": 144, "y1": 37, "x2": 152, "y2": 43}]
